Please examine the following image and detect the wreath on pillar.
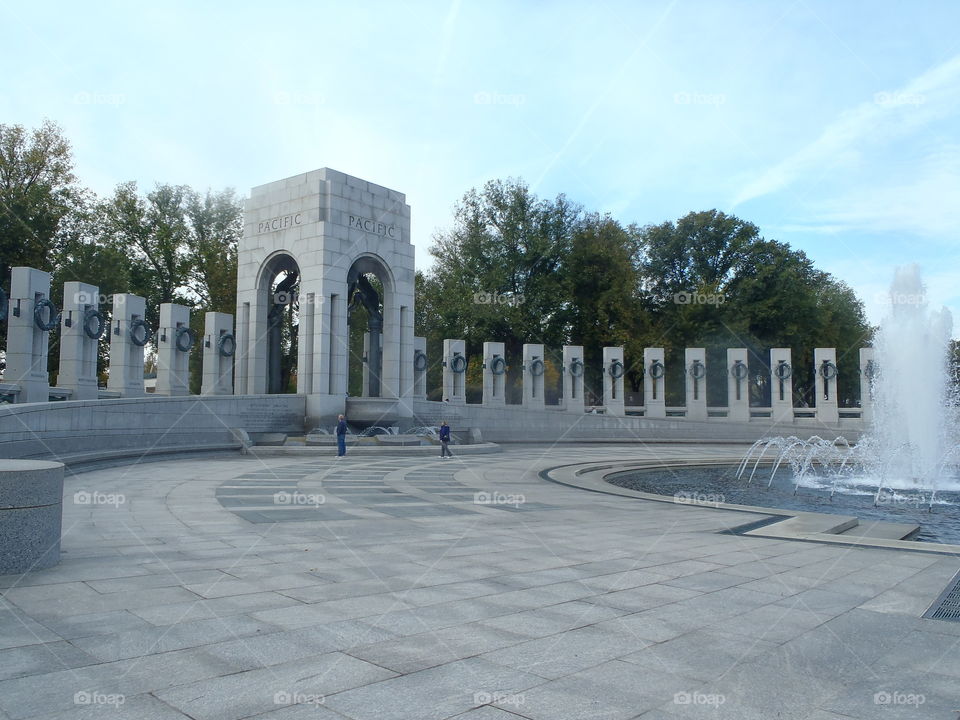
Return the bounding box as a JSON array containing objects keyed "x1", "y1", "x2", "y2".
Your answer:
[
  {"x1": 529, "y1": 358, "x2": 545, "y2": 377},
  {"x1": 609, "y1": 359, "x2": 625, "y2": 379},
  {"x1": 569, "y1": 359, "x2": 584, "y2": 377},
  {"x1": 819, "y1": 360, "x2": 838, "y2": 381},
  {"x1": 33, "y1": 298, "x2": 60, "y2": 332},
  {"x1": 175, "y1": 326, "x2": 196, "y2": 352},
  {"x1": 450, "y1": 354, "x2": 467, "y2": 374},
  {"x1": 689, "y1": 360, "x2": 706, "y2": 380},
  {"x1": 217, "y1": 332, "x2": 236, "y2": 358},
  {"x1": 731, "y1": 360, "x2": 749, "y2": 380},
  {"x1": 649, "y1": 360, "x2": 665, "y2": 379},
  {"x1": 82, "y1": 308, "x2": 106, "y2": 339},
  {"x1": 774, "y1": 361, "x2": 792, "y2": 381},
  {"x1": 129, "y1": 318, "x2": 153, "y2": 347},
  {"x1": 413, "y1": 349, "x2": 428, "y2": 372},
  {"x1": 490, "y1": 356, "x2": 506, "y2": 375}
]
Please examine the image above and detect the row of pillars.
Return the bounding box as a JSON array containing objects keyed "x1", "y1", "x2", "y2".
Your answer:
[
  {"x1": 422, "y1": 340, "x2": 875, "y2": 424},
  {"x1": 0, "y1": 267, "x2": 235, "y2": 403}
]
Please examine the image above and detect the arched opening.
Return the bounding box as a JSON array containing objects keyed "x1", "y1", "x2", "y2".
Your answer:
[
  {"x1": 259, "y1": 253, "x2": 300, "y2": 394},
  {"x1": 346, "y1": 256, "x2": 394, "y2": 399}
]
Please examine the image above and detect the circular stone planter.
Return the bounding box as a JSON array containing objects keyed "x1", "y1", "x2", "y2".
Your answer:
[{"x1": 0, "y1": 460, "x2": 64, "y2": 574}]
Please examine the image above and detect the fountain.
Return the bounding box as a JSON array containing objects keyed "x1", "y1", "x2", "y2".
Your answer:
[{"x1": 738, "y1": 265, "x2": 959, "y2": 514}]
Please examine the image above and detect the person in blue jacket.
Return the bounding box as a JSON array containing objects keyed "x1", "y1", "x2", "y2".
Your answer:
[
  {"x1": 336, "y1": 414, "x2": 347, "y2": 458},
  {"x1": 439, "y1": 420, "x2": 452, "y2": 459}
]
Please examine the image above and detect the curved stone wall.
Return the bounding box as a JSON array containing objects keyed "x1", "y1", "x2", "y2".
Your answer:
[
  {"x1": 0, "y1": 460, "x2": 64, "y2": 572},
  {"x1": 0, "y1": 395, "x2": 305, "y2": 464}
]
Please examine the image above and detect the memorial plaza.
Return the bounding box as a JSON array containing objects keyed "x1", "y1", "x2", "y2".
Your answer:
[{"x1": 1, "y1": 443, "x2": 958, "y2": 720}]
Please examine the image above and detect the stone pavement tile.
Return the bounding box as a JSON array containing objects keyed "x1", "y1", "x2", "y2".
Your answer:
[
  {"x1": 662, "y1": 571, "x2": 751, "y2": 593},
  {"x1": 478, "y1": 623, "x2": 650, "y2": 679},
  {"x1": 29, "y1": 692, "x2": 192, "y2": 720},
  {"x1": 773, "y1": 588, "x2": 870, "y2": 615},
  {"x1": 242, "y1": 702, "x2": 350, "y2": 720},
  {"x1": 857, "y1": 588, "x2": 936, "y2": 616},
  {"x1": 588, "y1": 584, "x2": 702, "y2": 613},
  {"x1": 734, "y1": 573, "x2": 824, "y2": 598},
  {"x1": 205, "y1": 619, "x2": 397, "y2": 670},
  {"x1": 18, "y1": 587, "x2": 203, "y2": 619},
  {"x1": 499, "y1": 661, "x2": 698, "y2": 720},
  {"x1": 84, "y1": 569, "x2": 230, "y2": 593},
  {"x1": 0, "y1": 647, "x2": 239, "y2": 719},
  {"x1": 449, "y1": 707, "x2": 529, "y2": 719},
  {"x1": 577, "y1": 570, "x2": 674, "y2": 593},
  {"x1": 477, "y1": 600, "x2": 627, "y2": 639},
  {"x1": 70, "y1": 614, "x2": 278, "y2": 661},
  {"x1": 323, "y1": 656, "x2": 546, "y2": 720},
  {"x1": 393, "y1": 580, "x2": 512, "y2": 607},
  {"x1": 1, "y1": 583, "x2": 101, "y2": 606},
  {"x1": 251, "y1": 593, "x2": 411, "y2": 629},
  {"x1": 34, "y1": 610, "x2": 152, "y2": 640},
  {"x1": 130, "y1": 591, "x2": 303, "y2": 625},
  {"x1": 184, "y1": 579, "x2": 277, "y2": 599},
  {"x1": 0, "y1": 607, "x2": 61, "y2": 650},
  {"x1": 707, "y1": 561, "x2": 780, "y2": 580},
  {"x1": 0, "y1": 640, "x2": 98, "y2": 681},
  {"x1": 155, "y1": 651, "x2": 396, "y2": 720},
  {"x1": 346, "y1": 622, "x2": 530, "y2": 674},
  {"x1": 482, "y1": 582, "x2": 598, "y2": 612},
  {"x1": 821, "y1": 669, "x2": 959, "y2": 719},
  {"x1": 707, "y1": 603, "x2": 832, "y2": 644},
  {"x1": 619, "y1": 629, "x2": 779, "y2": 682},
  {"x1": 873, "y1": 629, "x2": 960, "y2": 678}
]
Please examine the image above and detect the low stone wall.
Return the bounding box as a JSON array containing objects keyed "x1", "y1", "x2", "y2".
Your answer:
[
  {"x1": 0, "y1": 395, "x2": 306, "y2": 464},
  {"x1": 412, "y1": 400, "x2": 863, "y2": 443}
]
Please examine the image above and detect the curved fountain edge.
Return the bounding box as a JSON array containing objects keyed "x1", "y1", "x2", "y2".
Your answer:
[{"x1": 540, "y1": 457, "x2": 960, "y2": 557}]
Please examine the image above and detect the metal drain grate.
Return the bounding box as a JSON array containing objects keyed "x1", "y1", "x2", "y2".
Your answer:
[{"x1": 924, "y1": 572, "x2": 960, "y2": 622}]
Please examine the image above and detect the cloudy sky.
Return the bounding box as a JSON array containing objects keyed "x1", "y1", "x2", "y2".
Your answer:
[{"x1": 3, "y1": 0, "x2": 958, "y2": 334}]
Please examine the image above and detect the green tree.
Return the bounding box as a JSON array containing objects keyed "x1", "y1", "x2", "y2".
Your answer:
[{"x1": 0, "y1": 120, "x2": 78, "y2": 286}]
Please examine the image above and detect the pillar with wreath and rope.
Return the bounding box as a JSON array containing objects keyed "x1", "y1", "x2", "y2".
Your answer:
[
  {"x1": 482, "y1": 341, "x2": 507, "y2": 406},
  {"x1": 562, "y1": 345, "x2": 585, "y2": 413},
  {"x1": 522, "y1": 343, "x2": 545, "y2": 410},
  {"x1": 602, "y1": 346, "x2": 625, "y2": 416},
  {"x1": 685, "y1": 347, "x2": 708, "y2": 421}
]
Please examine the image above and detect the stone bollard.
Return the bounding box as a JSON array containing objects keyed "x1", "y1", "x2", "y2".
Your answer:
[{"x1": 0, "y1": 460, "x2": 64, "y2": 573}]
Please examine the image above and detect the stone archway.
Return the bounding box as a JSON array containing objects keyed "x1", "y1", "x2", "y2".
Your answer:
[
  {"x1": 235, "y1": 168, "x2": 416, "y2": 427},
  {"x1": 259, "y1": 253, "x2": 300, "y2": 394}
]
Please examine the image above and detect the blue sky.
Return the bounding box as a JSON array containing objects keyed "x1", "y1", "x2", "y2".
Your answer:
[{"x1": 3, "y1": 0, "x2": 959, "y2": 335}]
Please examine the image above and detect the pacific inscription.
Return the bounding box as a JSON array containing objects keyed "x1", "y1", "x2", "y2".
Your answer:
[{"x1": 349, "y1": 214, "x2": 397, "y2": 239}]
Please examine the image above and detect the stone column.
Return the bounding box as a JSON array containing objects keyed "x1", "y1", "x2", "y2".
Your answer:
[
  {"x1": 859, "y1": 347, "x2": 875, "y2": 425},
  {"x1": 5, "y1": 267, "x2": 54, "y2": 403},
  {"x1": 684, "y1": 348, "x2": 707, "y2": 420},
  {"x1": 482, "y1": 341, "x2": 506, "y2": 406},
  {"x1": 442, "y1": 338, "x2": 466, "y2": 404},
  {"x1": 643, "y1": 347, "x2": 666, "y2": 418},
  {"x1": 155, "y1": 303, "x2": 193, "y2": 396},
  {"x1": 727, "y1": 348, "x2": 750, "y2": 422},
  {"x1": 562, "y1": 345, "x2": 585, "y2": 413},
  {"x1": 770, "y1": 348, "x2": 794, "y2": 423},
  {"x1": 413, "y1": 336, "x2": 427, "y2": 400},
  {"x1": 201, "y1": 312, "x2": 234, "y2": 395},
  {"x1": 522, "y1": 343, "x2": 545, "y2": 410},
  {"x1": 107, "y1": 294, "x2": 149, "y2": 397},
  {"x1": 602, "y1": 346, "x2": 625, "y2": 416},
  {"x1": 362, "y1": 331, "x2": 372, "y2": 397},
  {"x1": 58, "y1": 282, "x2": 103, "y2": 400},
  {"x1": 814, "y1": 347, "x2": 839, "y2": 424}
]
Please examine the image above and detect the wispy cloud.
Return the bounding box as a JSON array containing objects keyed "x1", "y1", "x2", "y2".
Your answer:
[{"x1": 731, "y1": 53, "x2": 960, "y2": 208}]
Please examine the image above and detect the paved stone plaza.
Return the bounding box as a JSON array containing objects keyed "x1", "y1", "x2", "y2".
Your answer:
[{"x1": 1, "y1": 444, "x2": 958, "y2": 719}]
